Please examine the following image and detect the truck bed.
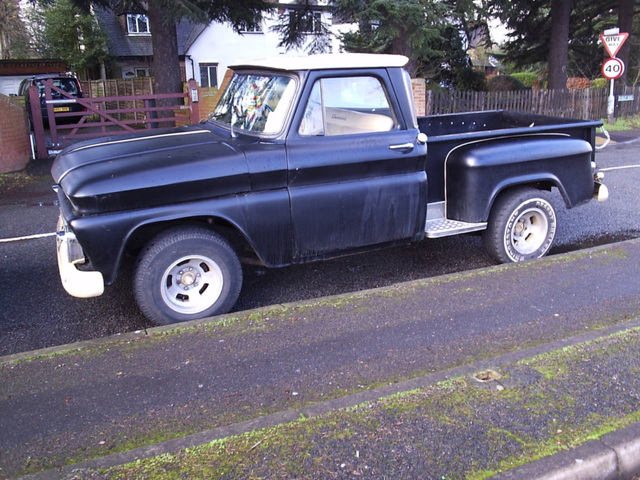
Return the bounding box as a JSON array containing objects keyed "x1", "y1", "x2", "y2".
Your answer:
[{"x1": 418, "y1": 110, "x2": 602, "y2": 203}]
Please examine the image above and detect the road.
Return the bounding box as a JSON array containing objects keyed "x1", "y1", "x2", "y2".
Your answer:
[{"x1": 0, "y1": 134, "x2": 638, "y2": 356}]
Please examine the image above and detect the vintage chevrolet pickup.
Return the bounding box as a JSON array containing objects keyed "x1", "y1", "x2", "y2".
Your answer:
[{"x1": 52, "y1": 54, "x2": 608, "y2": 325}]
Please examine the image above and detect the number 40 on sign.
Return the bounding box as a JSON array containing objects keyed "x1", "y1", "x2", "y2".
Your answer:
[{"x1": 602, "y1": 57, "x2": 625, "y2": 80}]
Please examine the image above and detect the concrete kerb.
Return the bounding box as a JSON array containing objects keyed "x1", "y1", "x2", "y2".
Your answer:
[
  {"x1": 602, "y1": 424, "x2": 640, "y2": 479},
  {"x1": 17, "y1": 316, "x2": 640, "y2": 480},
  {"x1": 491, "y1": 439, "x2": 619, "y2": 480},
  {"x1": 596, "y1": 127, "x2": 640, "y2": 145},
  {"x1": 492, "y1": 422, "x2": 640, "y2": 480}
]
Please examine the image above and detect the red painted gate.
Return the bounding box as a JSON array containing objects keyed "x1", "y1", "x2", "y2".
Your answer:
[{"x1": 29, "y1": 79, "x2": 201, "y2": 159}]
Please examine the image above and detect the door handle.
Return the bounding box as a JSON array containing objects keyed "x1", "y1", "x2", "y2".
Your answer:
[{"x1": 389, "y1": 142, "x2": 415, "y2": 151}]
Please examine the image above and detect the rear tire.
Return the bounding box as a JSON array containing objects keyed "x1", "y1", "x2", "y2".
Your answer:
[
  {"x1": 483, "y1": 188, "x2": 557, "y2": 263},
  {"x1": 133, "y1": 227, "x2": 242, "y2": 325}
]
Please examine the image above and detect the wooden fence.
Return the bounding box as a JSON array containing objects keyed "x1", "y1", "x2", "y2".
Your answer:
[
  {"x1": 79, "y1": 78, "x2": 220, "y2": 122},
  {"x1": 80, "y1": 77, "x2": 154, "y2": 98},
  {"x1": 79, "y1": 78, "x2": 640, "y2": 122},
  {"x1": 79, "y1": 78, "x2": 155, "y2": 124},
  {"x1": 423, "y1": 85, "x2": 640, "y2": 120}
]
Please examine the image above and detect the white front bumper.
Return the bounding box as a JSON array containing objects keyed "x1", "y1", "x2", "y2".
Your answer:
[{"x1": 56, "y1": 214, "x2": 104, "y2": 298}]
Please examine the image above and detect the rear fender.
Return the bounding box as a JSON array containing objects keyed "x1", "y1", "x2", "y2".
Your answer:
[{"x1": 445, "y1": 134, "x2": 594, "y2": 223}]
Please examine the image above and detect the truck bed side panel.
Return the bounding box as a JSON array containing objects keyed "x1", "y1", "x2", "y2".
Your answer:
[
  {"x1": 445, "y1": 135, "x2": 594, "y2": 223},
  {"x1": 418, "y1": 111, "x2": 601, "y2": 204}
]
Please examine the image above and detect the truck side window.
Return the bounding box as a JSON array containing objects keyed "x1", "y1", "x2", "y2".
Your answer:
[{"x1": 299, "y1": 76, "x2": 397, "y2": 136}]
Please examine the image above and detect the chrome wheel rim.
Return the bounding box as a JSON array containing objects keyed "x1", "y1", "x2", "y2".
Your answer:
[
  {"x1": 509, "y1": 207, "x2": 549, "y2": 255},
  {"x1": 160, "y1": 255, "x2": 224, "y2": 315}
]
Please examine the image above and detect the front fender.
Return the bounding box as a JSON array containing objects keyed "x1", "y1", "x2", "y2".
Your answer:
[
  {"x1": 445, "y1": 134, "x2": 594, "y2": 223},
  {"x1": 63, "y1": 189, "x2": 292, "y2": 286}
]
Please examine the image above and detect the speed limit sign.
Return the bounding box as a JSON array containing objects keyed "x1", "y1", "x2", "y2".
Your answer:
[{"x1": 602, "y1": 57, "x2": 625, "y2": 79}]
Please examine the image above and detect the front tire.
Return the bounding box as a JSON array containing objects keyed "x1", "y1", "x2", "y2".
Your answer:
[
  {"x1": 483, "y1": 188, "x2": 557, "y2": 263},
  {"x1": 133, "y1": 227, "x2": 242, "y2": 325}
]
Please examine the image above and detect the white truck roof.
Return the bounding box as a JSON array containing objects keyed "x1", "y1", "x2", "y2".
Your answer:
[{"x1": 229, "y1": 53, "x2": 409, "y2": 72}]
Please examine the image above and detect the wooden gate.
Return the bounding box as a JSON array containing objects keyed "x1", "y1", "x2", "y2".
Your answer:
[{"x1": 29, "y1": 78, "x2": 201, "y2": 159}]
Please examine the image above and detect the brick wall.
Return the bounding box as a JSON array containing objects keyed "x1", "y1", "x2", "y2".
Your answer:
[
  {"x1": 0, "y1": 94, "x2": 30, "y2": 173},
  {"x1": 197, "y1": 86, "x2": 221, "y2": 120}
]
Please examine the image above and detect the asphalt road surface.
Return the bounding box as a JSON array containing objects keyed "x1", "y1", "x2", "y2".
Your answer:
[{"x1": 0, "y1": 134, "x2": 638, "y2": 356}]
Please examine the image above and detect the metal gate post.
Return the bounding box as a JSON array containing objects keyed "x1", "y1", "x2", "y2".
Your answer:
[
  {"x1": 43, "y1": 79, "x2": 59, "y2": 149},
  {"x1": 28, "y1": 86, "x2": 48, "y2": 159},
  {"x1": 188, "y1": 79, "x2": 200, "y2": 124}
]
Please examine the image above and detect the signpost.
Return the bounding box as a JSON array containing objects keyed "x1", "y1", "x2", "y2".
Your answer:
[{"x1": 600, "y1": 29, "x2": 628, "y2": 123}]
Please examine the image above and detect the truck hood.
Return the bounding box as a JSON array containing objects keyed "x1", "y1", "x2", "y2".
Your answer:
[{"x1": 52, "y1": 126, "x2": 249, "y2": 214}]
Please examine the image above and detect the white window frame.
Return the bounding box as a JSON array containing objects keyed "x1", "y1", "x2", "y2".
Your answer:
[
  {"x1": 199, "y1": 63, "x2": 218, "y2": 88},
  {"x1": 127, "y1": 14, "x2": 150, "y2": 35},
  {"x1": 240, "y1": 21, "x2": 263, "y2": 33},
  {"x1": 289, "y1": 10, "x2": 323, "y2": 34}
]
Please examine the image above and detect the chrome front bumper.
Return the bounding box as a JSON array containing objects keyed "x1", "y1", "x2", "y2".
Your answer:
[{"x1": 56, "y1": 213, "x2": 104, "y2": 298}]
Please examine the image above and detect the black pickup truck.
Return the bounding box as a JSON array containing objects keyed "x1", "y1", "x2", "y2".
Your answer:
[{"x1": 52, "y1": 54, "x2": 608, "y2": 325}]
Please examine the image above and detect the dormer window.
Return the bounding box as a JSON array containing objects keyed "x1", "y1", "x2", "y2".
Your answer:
[{"x1": 127, "y1": 14, "x2": 150, "y2": 34}]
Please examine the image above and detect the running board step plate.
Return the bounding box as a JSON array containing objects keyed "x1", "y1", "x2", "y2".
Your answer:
[{"x1": 425, "y1": 217, "x2": 487, "y2": 238}]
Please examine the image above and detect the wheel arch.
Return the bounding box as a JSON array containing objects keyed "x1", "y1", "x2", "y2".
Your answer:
[
  {"x1": 72, "y1": 192, "x2": 292, "y2": 288},
  {"x1": 483, "y1": 177, "x2": 562, "y2": 223},
  {"x1": 94, "y1": 212, "x2": 273, "y2": 287},
  {"x1": 124, "y1": 215, "x2": 266, "y2": 268}
]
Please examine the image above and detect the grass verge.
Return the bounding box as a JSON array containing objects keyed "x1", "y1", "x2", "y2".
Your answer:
[
  {"x1": 84, "y1": 327, "x2": 640, "y2": 480},
  {"x1": 601, "y1": 115, "x2": 640, "y2": 131}
]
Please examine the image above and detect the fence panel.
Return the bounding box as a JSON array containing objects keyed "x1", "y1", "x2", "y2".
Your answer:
[
  {"x1": 79, "y1": 78, "x2": 220, "y2": 121},
  {"x1": 424, "y1": 87, "x2": 639, "y2": 120},
  {"x1": 617, "y1": 85, "x2": 640, "y2": 118},
  {"x1": 81, "y1": 78, "x2": 155, "y2": 123}
]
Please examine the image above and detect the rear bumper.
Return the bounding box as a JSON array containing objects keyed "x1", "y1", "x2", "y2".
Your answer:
[
  {"x1": 56, "y1": 213, "x2": 104, "y2": 298},
  {"x1": 594, "y1": 181, "x2": 609, "y2": 202},
  {"x1": 594, "y1": 169, "x2": 608, "y2": 202}
]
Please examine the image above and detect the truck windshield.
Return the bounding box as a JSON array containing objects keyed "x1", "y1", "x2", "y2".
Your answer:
[{"x1": 209, "y1": 73, "x2": 296, "y2": 135}]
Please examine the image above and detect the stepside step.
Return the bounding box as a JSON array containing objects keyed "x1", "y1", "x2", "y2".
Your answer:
[{"x1": 425, "y1": 202, "x2": 487, "y2": 238}]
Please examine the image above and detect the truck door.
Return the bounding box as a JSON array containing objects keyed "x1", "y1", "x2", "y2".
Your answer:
[{"x1": 286, "y1": 71, "x2": 427, "y2": 261}]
